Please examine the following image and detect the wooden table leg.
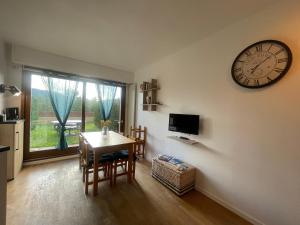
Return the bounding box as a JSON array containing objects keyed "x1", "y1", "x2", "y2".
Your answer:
[
  {"x1": 127, "y1": 143, "x2": 133, "y2": 183},
  {"x1": 93, "y1": 152, "x2": 99, "y2": 196}
]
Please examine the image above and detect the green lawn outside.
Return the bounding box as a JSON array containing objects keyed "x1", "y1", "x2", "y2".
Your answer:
[
  {"x1": 30, "y1": 122, "x2": 101, "y2": 149},
  {"x1": 85, "y1": 122, "x2": 99, "y2": 132}
]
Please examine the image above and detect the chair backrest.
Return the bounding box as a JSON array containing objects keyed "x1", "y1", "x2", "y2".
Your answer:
[
  {"x1": 79, "y1": 134, "x2": 89, "y2": 161},
  {"x1": 82, "y1": 140, "x2": 90, "y2": 161},
  {"x1": 130, "y1": 125, "x2": 147, "y2": 142},
  {"x1": 79, "y1": 133, "x2": 84, "y2": 151}
]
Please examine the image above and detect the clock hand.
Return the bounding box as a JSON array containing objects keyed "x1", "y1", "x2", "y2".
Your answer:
[
  {"x1": 250, "y1": 64, "x2": 260, "y2": 73},
  {"x1": 251, "y1": 56, "x2": 271, "y2": 74}
]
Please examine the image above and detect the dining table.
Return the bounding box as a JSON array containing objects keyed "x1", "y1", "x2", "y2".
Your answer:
[{"x1": 80, "y1": 131, "x2": 136, "y2": 196}]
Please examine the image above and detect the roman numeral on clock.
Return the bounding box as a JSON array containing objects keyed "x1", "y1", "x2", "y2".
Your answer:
[
  {"x1": 277, "y1": 58, "x2": 288, "y2": 63},
  {"x1": 245, "y1": 50, "x2": 251, "y2": 56},
  {"x1": 274, "y1": 68, "x2": 284, "y2": 73},
  {"x1": 255, "y1": 80, "x2": 260, "y2": 86},
  {"x1": 243, "y1": 78, "x2": 250, "y2": 85},
  {"x1": 233, "y1": 67, "x2": 241, "y2": 73},
  {"x1": 235, "y1": 73, "x2": 244, "y2": 81},
  {"x1": 256, "y1": 44, "x2": 262, "y2": 52}
]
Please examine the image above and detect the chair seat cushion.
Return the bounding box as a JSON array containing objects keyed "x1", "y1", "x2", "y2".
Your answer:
[
  {"x1": 87, "y1": 153, "x2": 114, "y2": 166},
  {"x1": 113, "y1": 150, "x2": 137, "y2": 161}
]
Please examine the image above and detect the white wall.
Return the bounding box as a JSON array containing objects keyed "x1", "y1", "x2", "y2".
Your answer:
[
  {"x1": 0, "y1": 38, "x2": 7, "y2": 112},
  {"x1": 135, "y1": 1, "x2": 300, "y2": 225}
]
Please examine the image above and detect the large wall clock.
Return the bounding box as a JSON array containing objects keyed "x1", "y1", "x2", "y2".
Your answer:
[{"x1": 231, "y1": 40, "x2": 292, "y2": 88}]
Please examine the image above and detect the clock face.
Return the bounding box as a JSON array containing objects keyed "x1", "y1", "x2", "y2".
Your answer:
[{"x1": 231, "y1": 40, "x2": 292, "y2": 88}]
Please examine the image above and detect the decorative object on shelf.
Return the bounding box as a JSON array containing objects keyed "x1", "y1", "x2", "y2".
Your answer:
[
  {"x1": 0, "y1": 84, "x2": 21, "y2": 96},
  {"x1": 140, "y1": 79, "x2": 160, "y2": 111},
  {"x1": 146, "y1": 96, "x2": 152, "y2": 104},
  {"x1": 140, "y1": 83, "x2": 144, "y2": 91},
  {"x1": 231, "y1": 40, "x2": 292, "y2": 89},
  {"x1": 99, "y1": 120, "x2": 111, "y2": 136}
]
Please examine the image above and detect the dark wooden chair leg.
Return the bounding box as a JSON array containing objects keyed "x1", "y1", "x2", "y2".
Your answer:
[
  {"x1": 132, "y1": 161, "x2": 136, "y2": 180},
  {"x1": 109, "y1": 163, "x2": 113, "y2": 187},
  {"x1": 142, "y1": 144, "x2": 145, "y2": 158},
  {"x1": 85, "y1": 168, "x2": 89, "y2": 195},
  {"x1": 103, "y1": 164, "x2": 107, "y2": 178},
  {"x1": 79, "y1": 156, "x2": 81, "y2": 170},
  {"x1": 82, "y1": 167, "x2": 85, "y2": 182},
  {"x1": 114, "y1": 162, "x2": 117, "y2": 185}
]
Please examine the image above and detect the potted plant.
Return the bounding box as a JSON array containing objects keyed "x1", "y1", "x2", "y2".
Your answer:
[{"x1": 99, "y1": 120, "x2": 112, "y2": 136}]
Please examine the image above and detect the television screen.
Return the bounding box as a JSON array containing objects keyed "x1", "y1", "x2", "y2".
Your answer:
[{"x1": 168, "y1": 113, "x2": 199, "y2": 135}]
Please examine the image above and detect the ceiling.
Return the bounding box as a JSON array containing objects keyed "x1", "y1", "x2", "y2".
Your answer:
[{"x1": 0, "y1": 0, "x2": 278, "y2": 72}]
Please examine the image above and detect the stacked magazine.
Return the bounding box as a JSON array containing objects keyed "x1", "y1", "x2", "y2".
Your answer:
[{"x1": 158, "y1": 154, "x2": 189, "y2": 171}]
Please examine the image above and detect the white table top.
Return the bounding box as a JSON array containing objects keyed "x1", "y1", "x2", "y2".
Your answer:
[{"x1": 81, "y1": 131, "x2": 135, "y2": 149}]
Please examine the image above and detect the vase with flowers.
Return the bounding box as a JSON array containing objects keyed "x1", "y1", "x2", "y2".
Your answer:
[{"x1": 99, "y1": 120, "x2": 112, "y2": 136}]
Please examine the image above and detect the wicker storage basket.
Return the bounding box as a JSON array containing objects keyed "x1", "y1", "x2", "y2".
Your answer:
[{"x1": 152, "y1": 157, "x2": 195, "y2": 196}]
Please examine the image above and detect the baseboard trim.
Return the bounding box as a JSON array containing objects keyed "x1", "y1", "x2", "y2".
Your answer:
[
  {"x1": 23, "y1": 154, "x2": 79, "y2": 166},
  {"x1": 195, "y1": 185, "x2": 265, "y2": 225}
]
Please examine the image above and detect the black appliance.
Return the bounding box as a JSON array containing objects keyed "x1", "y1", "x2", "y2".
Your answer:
[
  {"x1": 168, "y1": 113, "x2": 199, "y2": 135},
  {"x1": 6, "y1": 107, "x2": 19, "y2": 120}
]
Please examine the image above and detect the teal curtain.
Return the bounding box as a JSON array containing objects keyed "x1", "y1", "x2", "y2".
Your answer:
[
  {"x1": 96, "y1": 84, "x2": 117, "y2": 121},
  {"x1": 42, "y1": 76, "x2": 78, "y2": 150}
]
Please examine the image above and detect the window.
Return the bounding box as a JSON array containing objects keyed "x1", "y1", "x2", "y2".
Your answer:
[
  {"x1": 23, "y1": 69, "x2": 125, "y2": 160},
  {"x1": 84, "y1": 82, "x2": 122, "y2": 132},
  {"x1": 29, "y1": 74, "x2": 83, "y2": 152}
]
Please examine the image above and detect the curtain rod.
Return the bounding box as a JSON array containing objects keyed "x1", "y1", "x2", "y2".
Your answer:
[{"x1": 23, "y1": 65, "x2": 127, "y2": 87}]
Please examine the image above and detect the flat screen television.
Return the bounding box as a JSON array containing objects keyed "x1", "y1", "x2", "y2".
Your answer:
[{"x1": 168, "y1": 113, "x2": 199, "y2": 135}]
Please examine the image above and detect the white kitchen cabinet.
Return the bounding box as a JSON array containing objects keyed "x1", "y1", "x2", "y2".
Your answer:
[{"x1": 0, "y1": 120, "x2": 24, "y2": 180}]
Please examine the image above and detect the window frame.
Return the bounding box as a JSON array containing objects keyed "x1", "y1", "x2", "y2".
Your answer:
[{"x1": 22, "y1": 67, "x2": 126, "y2": 162}]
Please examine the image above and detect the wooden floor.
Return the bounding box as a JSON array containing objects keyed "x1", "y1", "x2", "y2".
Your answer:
[{"x1": 7, "y1": 159, "x2": 252, "y2": 225}]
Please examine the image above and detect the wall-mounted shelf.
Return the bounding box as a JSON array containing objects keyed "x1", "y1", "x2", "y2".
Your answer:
[
  {"x1": 167, "y1": 136, "x2": 198, "y2": 145},
  {"x1": 142, "y1": 104, "x2": 160, "y2": 106},
  {"x1": 140, "y1": 79, "x2": 160, "y2": 111},
  {"x1": 140, "y1": 88, "x2": 160, "y2": 92}
]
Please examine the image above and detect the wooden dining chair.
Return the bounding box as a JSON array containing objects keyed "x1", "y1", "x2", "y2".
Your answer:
[
  {"x1": 81, "y1": 141, "x2": 114, "y2": 194},
  {"x1": 129, "y1": 125, "x2": 147, "y2": 159},
  {"x1": 112, "y1": 149, "x2": 137, "y2": 184},
  {"x1": 112, "y1": 125, "x2": 147, "y2": 183},
  {"x1": 112, "y1": 132, "x2": 138, "y2": 184}
]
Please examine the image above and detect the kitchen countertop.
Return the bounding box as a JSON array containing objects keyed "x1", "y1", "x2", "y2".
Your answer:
[
  {"x1": 0, "y1": 119, "x2": 24, "y2": 124},
  {"x1": 0, "y1": 145, "x2": 10, "y2": 152}
]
